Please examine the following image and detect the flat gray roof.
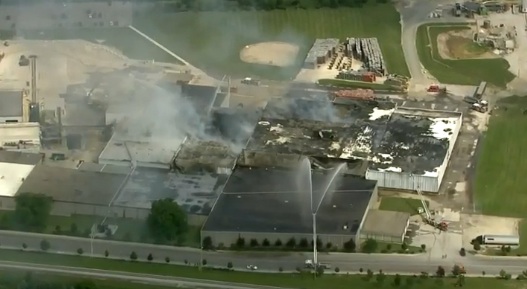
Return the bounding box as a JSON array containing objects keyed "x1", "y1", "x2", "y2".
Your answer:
[
  {"x1": 0, "y1": 151, "x2": 41, "y2": 165},
  {"x1": 17, "y1": 165, "x2": 126, "y2": 205},
  {"x1": 0, "y1": 91, "x2": 22, "y2": 117},
  {"x1": 361, "y1": 210, "x2": 410, "y2": 239}
]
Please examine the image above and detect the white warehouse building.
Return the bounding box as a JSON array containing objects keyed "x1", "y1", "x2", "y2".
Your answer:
[{"x1": 366, "y1": 108, "x2": 462, "y2": 193}]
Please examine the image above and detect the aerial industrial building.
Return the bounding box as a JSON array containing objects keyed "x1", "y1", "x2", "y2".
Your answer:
[
  {"x1": 202, "y1": 167, "x2": 385, "y2": 248},
  {"x1": 241, "y1": 97, "x2": 462, "y2": 193}
]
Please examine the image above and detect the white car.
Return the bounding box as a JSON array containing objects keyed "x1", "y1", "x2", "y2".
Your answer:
[{"x1": 247, "y1": 265, "x2": 258, "y2": 270}]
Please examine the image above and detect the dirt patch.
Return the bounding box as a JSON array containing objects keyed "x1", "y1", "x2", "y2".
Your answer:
[
  {"x1": 240, "y1": 42, "x2": 299, "y2": 67},
  {"x1": 461, "y1": 214, "x2": 520, "y2": 247},
  {"x1": 436, "y1": 30, "x2": 498, "y2": 60}
]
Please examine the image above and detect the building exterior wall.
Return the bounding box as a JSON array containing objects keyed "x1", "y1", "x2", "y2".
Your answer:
[
  {"x1": 436, "y1": 113, "x2": 463, "y2": 188},
  {"x1": 201, "y1": 230, "x2": 357, "y2": 249},
  {"x1": 0, "y1": 196, "x2": 205, "y2": 226},
  {"x1": 365, "y1": 170, "x2": 439, "y2": 192},
  {"x1": 360, "y1": 218, "x2": 410, "y2": 244},
  {"x1": 0, "y1": 116, "x2": 22, "y2": 123}
]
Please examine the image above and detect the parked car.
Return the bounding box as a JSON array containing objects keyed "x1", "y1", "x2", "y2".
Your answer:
[{"x1": 247, "y1": 265, "x2": 258, "y2": 270}]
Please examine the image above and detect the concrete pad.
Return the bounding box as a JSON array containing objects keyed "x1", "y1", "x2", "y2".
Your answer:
[{"x1": 461, "y1": 214, "x2": 520, "y2": 247}]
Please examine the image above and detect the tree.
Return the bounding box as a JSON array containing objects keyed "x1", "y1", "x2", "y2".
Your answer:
[
  {"x1": 146, "y1": 198, "x2": 188, "y2": 242},
  {"x1": 376, "y1": 270, "x2": 386, "y2": 284},
  {"x1": 436, "y1": 266, "x2": 446, "y2": 277},
  {"x1": 70, "y1": 223, "x2": 78, "y2": 235},
  {"x1": 22, "y1": 243, "x2": 27, "y2": 249},
  {"x1": 499, "y1": 269, "x2": 507, "y2": 279},
  {"x1": 393, "y1": 274, "x2": 402, "y2": 286},
  {"x1": 279, "y1": 267, "x2": 283, "y2": 272},
  {"x1": 299, "y1": 238, "x2": 309, "y2": 248},
  {"x1": 202, "y1": 259, "x2": 207, "y2": 266},
  {"x1": 249, "y1": 238, "x2": 259, "y2": 247},
  {"x1": 361, "y1": 238, "x2": 378, "y2": 253},
  {"x1": 452, "y1": 265, "x2": 463, "y2": 276},
  {"x1": 366, "y1": 269, "x2": 374, "y2": 280},
  {"x1": 285, "y1": 237, "x2": 296, "y2": 248},
  {"x1": 77, "y1": 248, "x2": 84, "y2": 255},
  {"x1": 165, "y1": 256, "x2": 170, "y2": 263},
  {"x1": 54, "y1": 225, "x2": 62, "y2": 234},
  {"x1": 274, "y1": 239, "x2": 282, "y2": 247},
  {"x1": 473, "y1": 241, "x2": 481, "y2": 251},
  {"x1": 420, "y1": 244, "x2": 426, "y2": 251},
  {"x1": 40, "y1": 239, "x2": 50, "y2": 251},
  {"x1": 459, "y1": 247, "x2": 466, "y2": 256},
  {"x1": 147, "y1": 253, "x2": 153, "y2": 261},
  {"x1": 227, "y1": 261, "x2": 233, "y2": 269},
  {"x1": 343, "y1": 238, "x2": 356, "y2": 252},
  {"x1": 334, "y1": 267, "x2": 340, "y2": 273},
  {"x1": 236, "y1": 236, "x2": 245, "y2": 248},
  {"x1": 401, "y1": 242, "x2": 408, "y2": 251},
  {"x1": 14, "y1": 192, "x2": 53, "y2": 232},
  {"x1": 455, "y1": 274, "x2": 465, "y2": 287},
  {"x1": 202, "y1": 236, "x2": 213, "y2": 250},
  {"x1": 104, "y1": 249, "x2": 109, "y2": 257},
  {"x1": 262, "y1": 238, "x2": 270, "y2": 247},
  {"x1": 130, "y1": 251, "x2": 138, "y2": 261}
]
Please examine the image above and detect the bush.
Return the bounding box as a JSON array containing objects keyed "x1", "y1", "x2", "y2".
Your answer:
[
  {"x1": 279, "y1": 267, "x2": 283, "y2": 272},
  {"x1": 40, "y1": 239, "x2": 50, "y2": 251},
  {"x1": 326, "y1": 242, "x2": 333, "y2": 250},
  {"x1": 361, "y1": 239, "x2": 378, "y2": 253},
  {"x1": 77, "y1": 248, "x2": 83, "y2": 255},
  {"x1": 274, "y1": 239, "x2": 282, "y2": 247},
  {"x1": 249, "y1": 238, "x2": 259, "y2": 247},
  {"x1": 236, "y1": 237, "x2": 245, "y2": 248},
  {"x1": 202, "y1": 236, "x2": 213, "y2": 250},
  {"x1": 165, "y1": 256, "x2": 170, "y2": 263},
  {"x1": 104, "y1": 250, "x2": 109, "y2": 257},
  {"x1": 343, "y1": 238, "x2": 356, "y2": 252},
  {"x1": 227, "y1": 261, "x2": 233, "y2": 269},
  {"x1": 147, "y1": 253, "x2": 153, "y2": 261},
  {"x1": 130, "y1": 251, "x2": 138, "y2": 261},
  {"x1": 262, "y1": 238, "x2": 270, "y2": 247},
  {"x1": 53, "y1": 225, "x2": 62, "y2": 234},
  {"x1": 202, "y1": 259, "x2": 207, "y2": 266},
  {"x1": 184, "y1": 259, "x2": 188, "y2": 265},
  {"x1": 459, "y1": 248, "x2": 466, "y2": 256},
  {"x1": 22, "y1": 243, "x2": 27, "y2": 249},
  {"x1": 334, "y1": 267, "x2": 340, "y2": 273},
  {"x1": 286, "y1": 237, "x2": 296, "y2": 248},
  {"x1": 420, "y1": 244, "x2": 426, "y2": 251},
  {"x1": 386, "y1": 244, "x2": 392, "y2": 251},
  {"x1": 299, "y1": 238, "x2": 309, "y2": 248}
]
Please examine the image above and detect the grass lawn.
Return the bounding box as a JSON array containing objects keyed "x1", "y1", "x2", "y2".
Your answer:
[
  {"x1": 0, "y1": 249, "x2": 522, "y2": 289},
  {"x1": 379, "y1": 197, "x2": 427, "y2": 215},
  {"x1": 474, "y1": 96, "x2": 527, "y2": 218},
  {"x1": 1, "y1": 27, "x2": 183, "y2": 64},
  {"x1": 415, "y1": 23, "x2": 514, "y2": 87},
  {"x1": 0, "y1": 270, "x2": 184, "y2": 289},
  {"x1": 133, "y1": 5, "x2": 409, "y2": 80}
]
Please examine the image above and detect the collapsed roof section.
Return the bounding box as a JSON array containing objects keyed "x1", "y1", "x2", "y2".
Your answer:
[{"x1": 369, "y1": 108, "x2": 462, "y2": 175}]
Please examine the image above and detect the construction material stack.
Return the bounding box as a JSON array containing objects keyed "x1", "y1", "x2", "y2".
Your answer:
[
  {"x1": 346, "y1": 37, "x2": 386, "y2": 76},
  {"x1": 332, "y1": 89, "x2": 375, "y2": 101},
  {"x1": 336, "y1": 71, "x2": 376, "y2": 82}
]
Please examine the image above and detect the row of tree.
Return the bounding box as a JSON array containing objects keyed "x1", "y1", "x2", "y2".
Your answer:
[{"x1": 3, "y1": 193, "x2": 189, "y2": 246}]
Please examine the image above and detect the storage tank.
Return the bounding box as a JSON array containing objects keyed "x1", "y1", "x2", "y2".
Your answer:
[{"x1": 482, "y1": 234, "x2": 519, "y2": 246}]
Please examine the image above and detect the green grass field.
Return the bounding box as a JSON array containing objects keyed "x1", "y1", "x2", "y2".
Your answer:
[
  {"x1": 415, "y1": 23, "x2": 514, "y2": 87},
  {"x1": 379, "y1": 197, "x2": 427, "y2": 215},
  {"x1": 474, "y1": 96, "x2": 527, "y2": 218},
  {"x1": 0, "y1": 249, "x2": 522, "y2": 289},
  {"x1": 1, "y1": 27, "x2": 183, "y2": 64},
  {"x1": 133, "y1": 6, "x2": 409, "y2": 79}
]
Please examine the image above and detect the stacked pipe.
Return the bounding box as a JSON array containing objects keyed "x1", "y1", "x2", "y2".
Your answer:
[{"x1": 346, "y1": 37, "x2": 386, "y2": 76}]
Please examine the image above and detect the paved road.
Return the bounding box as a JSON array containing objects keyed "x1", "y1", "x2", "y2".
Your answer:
[
  {"x1": 398, "y1": 0, "x2": 472, "y2": 85},
  {"x1": 0, "y1": 260, "x2": 283, "y2": 289},
  {"x1": 0, "y1": 230, "x2": 526, "y2": 276}
]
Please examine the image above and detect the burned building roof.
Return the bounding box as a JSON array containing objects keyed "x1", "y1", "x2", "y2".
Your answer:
[
  {"x1": 368, "y1": 108, "x2": 462, "y2": 175},
  {"x1": 174, "y1": 139, "x2": 238, "y2": 173},
  {"x1": 179, "y1": 83, "x2": 220, "y2": 116},
  {"x1": 203, "y1": 167, "x2": 376, "y2": 234},
  {"x1": 209, "y1": 107, "x2": 262, "y2": 146},
  {"x1": 241, "y1": 117, "x2": 383, "y2": 167},
  {"x1": 113, "y1": 168, "x2": 228, "y2": 215}
]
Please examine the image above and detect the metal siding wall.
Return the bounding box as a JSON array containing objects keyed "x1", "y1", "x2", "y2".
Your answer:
[
  {"x1": 436, "y1": 114, "x2": 463, "y2": 186},
  {"x1": 366, "y1": 170, "x2": 439, "y2": 192},
  {"x1": 355, "y1": 184, "x2": 378, "y2": 247}
]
